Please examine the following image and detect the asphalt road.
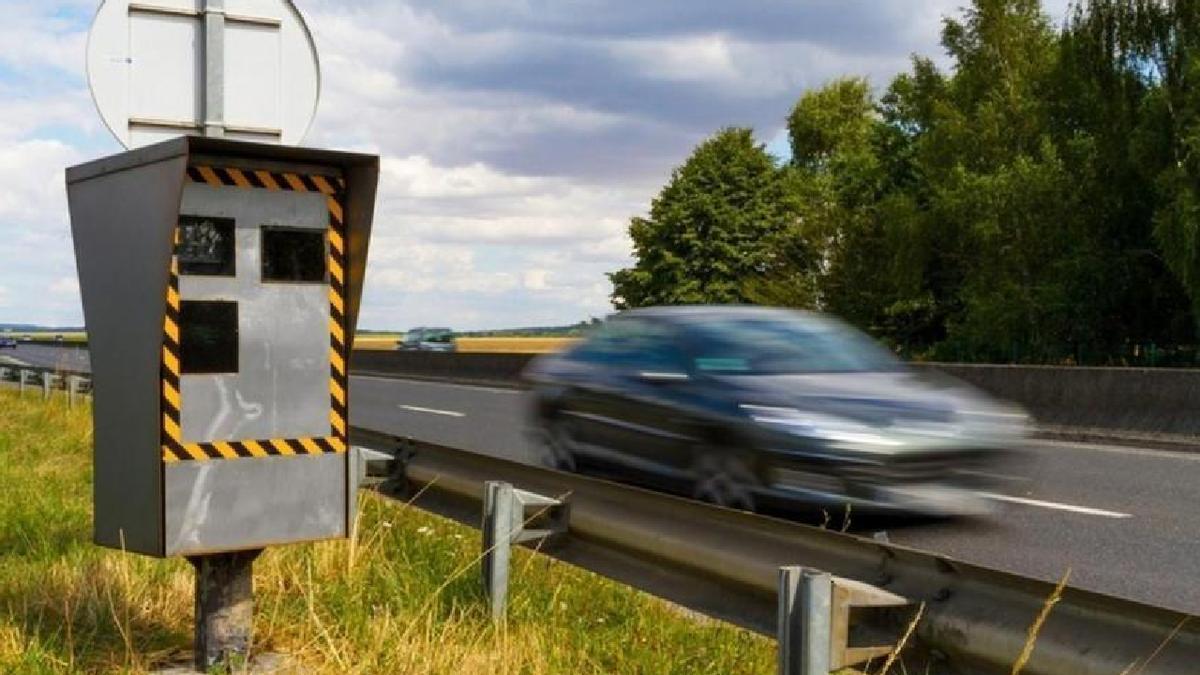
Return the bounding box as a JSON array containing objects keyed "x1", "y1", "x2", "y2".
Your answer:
[
  {"x1": 9, "y1": 343, "x2": 1199, "y2": 613},
  {"x1": 350, "y1": 374, "x2": 1200, "y2": 615},
  {"x1": 0, "y1": 343, "x2": 90, "y2": 372}
]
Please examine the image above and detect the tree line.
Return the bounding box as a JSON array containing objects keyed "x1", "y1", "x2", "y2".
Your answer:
[{"x1": 610, "y1": 0, "x2": 1200, "y2": 366}]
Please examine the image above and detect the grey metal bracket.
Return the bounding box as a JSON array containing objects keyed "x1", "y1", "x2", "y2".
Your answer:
[
  {"x1": 481, "y1": 481, "x2": 570, "y2": 621},
  {"x1": 778, "y1": 566, "x2": 911, "y2": 675},
  {"x1": 350, "y1": 446, "x2": 398, "y2": 490}
]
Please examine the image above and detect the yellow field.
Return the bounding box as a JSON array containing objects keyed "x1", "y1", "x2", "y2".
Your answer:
[
  {"x1": 2, "y1": 332, "x2": 87, "y2": 343},
  {"x1": 455, "y1": 337, "x2": 579, "y2": 354},
  {"x1": 355, "y1": 335, "x2": 402, "y2": 350},
  {"x1": 16, "y1": 333, "x2": 580, "y2": 354}
]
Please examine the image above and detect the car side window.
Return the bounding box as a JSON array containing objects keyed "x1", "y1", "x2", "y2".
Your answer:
[
  {"x1": 573, "y1": 319, "x2": 686, "y2": 373},
  {"x1": 571, "y1": 322, "x2": 629, "y2": 364}
]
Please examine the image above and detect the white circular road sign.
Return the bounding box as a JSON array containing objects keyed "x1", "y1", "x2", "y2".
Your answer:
[{"x1": 87, "y1": 0, "x2": 321, "y2": 149}]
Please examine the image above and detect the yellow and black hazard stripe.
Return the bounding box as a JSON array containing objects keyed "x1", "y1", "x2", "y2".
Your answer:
[
  {"x1": 161, "y1": 231, "x2": 188, "y2": 459},
  {"x1": 162, "y1": 164, "x2": 350, "y2": 463}
]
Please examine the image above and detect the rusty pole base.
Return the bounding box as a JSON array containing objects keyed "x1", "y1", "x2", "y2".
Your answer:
[{"x1": 188, "y1": 549, "x2": 262, "y2": 672}]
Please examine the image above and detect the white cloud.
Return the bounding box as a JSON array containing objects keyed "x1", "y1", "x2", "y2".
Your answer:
[
  {"x1": 522, "y1": 268, "x2": 549, "y2": 290},
  {"x1": 0, "y1": 1, "x2": 90, "y2": 75},
  {"x1": 49, "y1": 277, "x2": 79, "y2": 295},
  {"x1": 0, "y1": 0, "x2": 1075, "y2": 330},
  {"x1": 0, "y1": 139, "x2": 80, "y2": 226},
  {"x1": 611, "y1": 34, "x2": 742, "y2": 86}
]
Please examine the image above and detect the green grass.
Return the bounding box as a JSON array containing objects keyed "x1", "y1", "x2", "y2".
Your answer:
[{"x1": 0, "y1": 390, "x2": 774, "y2": 673}]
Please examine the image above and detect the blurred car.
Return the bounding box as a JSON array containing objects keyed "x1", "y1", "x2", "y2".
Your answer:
[
  {"x1": 397, "y1": 327, "x2": 455, "y2": 352},
  {"x1": 0, "y1": 336, "x2": 16, "y2": 349},
  {"x1": 523, "y1": 306, "x2": 1029, "y2": 517}
]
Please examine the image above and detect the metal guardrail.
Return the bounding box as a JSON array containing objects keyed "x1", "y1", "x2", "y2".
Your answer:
[
  {"x1": 351, "y1": 426, "x2": 1199, "y2": 675},
  {"x1": 0, "y1": 365, "x2": 92, "y2": 405}
]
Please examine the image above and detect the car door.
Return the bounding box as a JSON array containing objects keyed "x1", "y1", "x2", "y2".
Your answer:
[{"x1": 573, "y1": 319, "x2": 699, "y2": 480}]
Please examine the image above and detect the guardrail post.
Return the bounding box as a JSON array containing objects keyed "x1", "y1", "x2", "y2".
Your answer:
[
  {"x1": 67, "y1": 376, "x2": 79, "y2": 408},
  {"x1": 778, "y1": 567, "x2": 832, "y2": 675},
  {"x1": 18, "y1": 370, "x2": 29, "y2": 396},
  {"x1": 482, "y1": 481, "x2": 515, "y2": 621},
  {"x1": 481, "y1": 481, "x2": 568, "y2": 622},
  {"x1": 41, "y1": 372, "x2": 52, "y2": 401}
]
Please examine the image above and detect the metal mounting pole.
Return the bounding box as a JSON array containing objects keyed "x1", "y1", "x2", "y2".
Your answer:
[
  {"x1": 189, "y1": 549, "x2": 261, "y2": 671},
  {"x1": 778, "y1": 566, "x2": 832, "y2": 675},
  {"x1": 191, "y1": 7, "x2": 241, "y2": 667},
  {"x1": 66, "y1": 376, "x2": 79, "y2": 408},
  {"x1": 203, "y1": 0, "x2": 225, "y2": 138},
  {"x1": 18, "y1": 370, "x2": 28, "y2": 396},
  {"x1": 41, "y1": 372, "x2": 52, "y2": 401}
]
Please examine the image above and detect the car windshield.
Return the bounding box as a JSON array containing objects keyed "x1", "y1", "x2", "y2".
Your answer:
[
  {"x1": 406, "y1": 328, "x2": 450, "y2": 342},
  {"x1": 683, "y1": 314, "x2": 902, "y2": 375}
]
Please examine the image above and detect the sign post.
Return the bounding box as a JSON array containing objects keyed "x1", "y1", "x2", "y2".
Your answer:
[{"x1": 71, "y1": 2, "x2": 375, "y2": 670}]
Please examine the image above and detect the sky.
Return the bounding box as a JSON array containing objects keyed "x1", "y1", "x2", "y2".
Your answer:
[{"x1": 0, "y1": 0, "x2": 1070, "y2": 331}]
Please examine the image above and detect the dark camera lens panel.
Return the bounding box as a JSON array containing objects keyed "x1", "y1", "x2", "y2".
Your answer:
[
  {"x1": 180, "y1": 301, "x2": 239, "y2": 374},
  {"x1": 261, "y1": 227, "x2": 327, "y2": 283},
  {"x1": 178, "y1": 216, "x2": 236, "y2": 276}
]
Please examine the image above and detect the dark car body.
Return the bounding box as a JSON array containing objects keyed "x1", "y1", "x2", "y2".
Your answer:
[
  {"x1": 522, "y1": 306, "x2": 1029, "y2": 517},
  {"x1": 0, "y1": 336, "x2": 16, "y2": 349}
]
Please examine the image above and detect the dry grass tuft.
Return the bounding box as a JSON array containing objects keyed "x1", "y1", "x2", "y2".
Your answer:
[{"x1": 1010, "y1": 568, "x2": 1070, "y2": 675}]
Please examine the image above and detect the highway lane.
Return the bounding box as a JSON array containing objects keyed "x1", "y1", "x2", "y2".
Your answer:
[
  {"x1": 11, "y1": 343, "x2": 1200, "y2": 612},
  {"x1": 1, "y1": 343, "x2": 90, "y2": 372},
  {"x1": 350, "y1": 374, "x2": 1200, "y2": 615}
]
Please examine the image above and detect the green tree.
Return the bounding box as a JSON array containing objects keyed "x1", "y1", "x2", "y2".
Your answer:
[
  {"x1": 1113, "y1": 0, "x2": 1200, "y2": 334},
  {"x1": 609, "y1": 128, "x2": 799, "y2": 308},
  {"x1": 755, "y1": 78, "x2": 938, "y2": 349},
  {"x1": 614, "y1": 0, "x2": 1200, "y2": 364}
]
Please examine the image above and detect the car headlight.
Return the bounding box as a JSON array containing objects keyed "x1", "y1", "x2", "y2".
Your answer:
[{"x1": 739, "y1": 404, "x2": 903, "y2": 450}]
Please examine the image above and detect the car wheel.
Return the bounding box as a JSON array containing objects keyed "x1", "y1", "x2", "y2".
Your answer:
[
  {"x1": 691, "y1": 450, "x2": 757, "y2": 512},
  {"x1": 535, "y1": 418, "x2": 577, "y2": 472}
]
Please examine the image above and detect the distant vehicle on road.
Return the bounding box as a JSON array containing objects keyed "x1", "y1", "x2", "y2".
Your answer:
[
  {"x1": 523, "y1": 306, "x2": 1029, "y2": 518},
  {"x1": 397, "y1": 327, "x2": 455, "y2": 352},
  {"x1": 0, "y1": 336, "x2": 16, "y2": 349}
]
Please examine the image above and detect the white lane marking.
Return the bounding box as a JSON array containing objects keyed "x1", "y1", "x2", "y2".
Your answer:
[
  {"x1": 356, "y1": 375, "x2": 522, "y2": 395},
  {"x1": 978, "y1": 492, "x2": 1131, "y2": 518},
  {"x1": 954, "y1": 469, "x2": 1029, "y2": 483},
  {"x1": 398, "y1": 404, "x2": 466, "y2": 418},
  {"x1": 1034, "y1": 439, "x2": 1200, "y2": 462}
]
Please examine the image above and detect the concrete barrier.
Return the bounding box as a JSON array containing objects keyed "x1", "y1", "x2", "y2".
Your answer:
[
  {"x1": 910, "y1": 362, "x2": 1200, "y2": 442},
  {"x1": 350, "y1": 350, "x2": 533, "y2": 387},
  {"x1": 16, "y1": 343, "x2": 1200, "y2": 444},
  {"x1": 349, "y1": 352, "x2": 1200, "y2": 444}
]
